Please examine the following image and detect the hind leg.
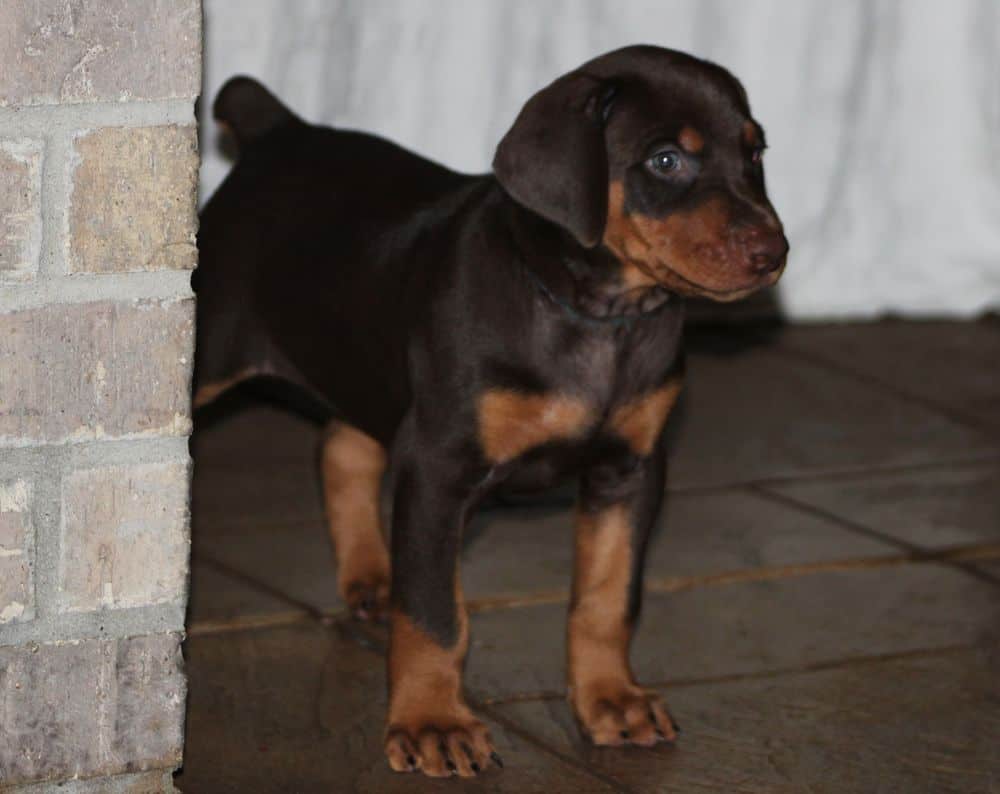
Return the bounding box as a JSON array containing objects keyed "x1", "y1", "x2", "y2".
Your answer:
[{"x1": 322, "y1": 421, "x2": 391, "y2": 620}]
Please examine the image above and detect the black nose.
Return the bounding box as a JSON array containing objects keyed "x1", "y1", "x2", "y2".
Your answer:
[{"x1": 748, "y1": 233, "x2": 789, "y2": 275}]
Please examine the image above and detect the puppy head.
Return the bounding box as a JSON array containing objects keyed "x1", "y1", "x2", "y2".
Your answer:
[{"x1": 493, "y1": 45, "x2": 788, "y2": 302}]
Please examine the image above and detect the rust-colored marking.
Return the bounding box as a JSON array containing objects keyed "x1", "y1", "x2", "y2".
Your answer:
[
  {"x1": 322, "y1": 422, "x2": 390, "y2": 616},
  {"x1": 678, "y1": 125, "x2": 704, "y2": 153},
  {"x1": 385, "y1": 606, "x2": 496, "y2": 776},
  {"x1": 387, "y1": 610, "x2": 468, "y2": 725},
  {"x1": 604, "y1": 179, "x2": 766, "y2": 301},
  {"x1": 743, "y1": 120, "x2": 759, "y2": 147},
  {"x1": 609, "y1": 377, "x2": 683, "y2": 456},
  {"x1": 567, "y1": 504, "x2": 676, "y2": 746},
  {"x1": 478, "y1": 389, "x2": 593, "y2": 464}
]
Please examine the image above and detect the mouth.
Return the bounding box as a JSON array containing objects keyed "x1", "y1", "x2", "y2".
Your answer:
[{"x1": 656, "y1": 261, "x2": 785, "y2": 303}]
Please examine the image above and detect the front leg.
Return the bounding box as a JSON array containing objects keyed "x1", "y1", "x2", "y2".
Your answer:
[
  {"x1": 383, "y1": 429, "x2": 500, "y2": 778},
  {"x1": 568, "y1": 438, "x2": 678, "y2": 747}
]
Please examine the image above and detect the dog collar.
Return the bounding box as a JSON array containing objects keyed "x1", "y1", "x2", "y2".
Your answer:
[{"x1": 521, "y1": 257, "x2": 673, "y2": 328}]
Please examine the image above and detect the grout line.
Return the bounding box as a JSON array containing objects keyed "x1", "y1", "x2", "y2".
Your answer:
[
  {"x1": 464, "y1": 540, "x2": 1000, "y2": 615},
  {"x1": 470, "y1": 699, "x2": 638, "y2": 794},
  {"x1": 667, "y1": 452, "x2": 1000, "y2": 495},
  {"x1": 0, "y1": 270, "x2": 193, "y2": 313},
  {"x1": 475, "y1": 643, "x2": 976, "y2": 707},
  {"x1": 751, "y1": 486, "x2": 1000, "y2": 590},
  {"x1": 186, "y1": 610, "x2": 312, "y2": 637},
  {"x1": 748, "y1": 485, "x2": 921, "y2": 552},
  {"x1": 194, "y1": 553, "x2": 332, "y2": 621},
  {"x1": 182, "y1": 539, "x2": 1000, "y2": 637},
  {"x1": 0, "y1": 99, "x2": 196, "y2": 136},
  {"x1": 773, "y1": 342, "x2": 999, "y2": 436}
]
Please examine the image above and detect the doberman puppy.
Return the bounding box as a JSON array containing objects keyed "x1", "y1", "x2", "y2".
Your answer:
[{"x1": 194, "y1": 45, "x2": 787, "y2": 778}]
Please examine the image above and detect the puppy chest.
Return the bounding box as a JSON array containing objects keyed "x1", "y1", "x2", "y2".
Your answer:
[{"x1": 476, "y1": 378, "x2": 681, "y2": 465}]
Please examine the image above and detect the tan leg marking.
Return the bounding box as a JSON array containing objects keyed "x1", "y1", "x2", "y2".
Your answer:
[
  {"x1": 385, "y1": 596, "x2": 499, "y2": 777},
  {"x1": 568, "y1": 504, "x2": 676, "y2": 747},
  {"x1": 322, "y1": 422, "x2": 390, "y2": 621},
  {"x1": 609, "y1": 376, "x2": 683, "y2": 457},
  {"x1": 478, "y1": 389, "x2": 593, "y2": 464}
]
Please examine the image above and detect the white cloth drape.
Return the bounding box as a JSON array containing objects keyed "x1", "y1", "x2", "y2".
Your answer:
[{"x1": 201, "y1": 0, "x2": 1000, "y2": 319}]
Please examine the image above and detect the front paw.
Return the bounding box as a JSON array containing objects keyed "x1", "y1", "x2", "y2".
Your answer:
[
  {"x1": 341, "y1": 575, "x2": 390, "y2": 622},
  {"x1": 571, "y1": 681, "x2": 678, "y2": 747},
  {"x1": 384, "y1": 710, "x2": 502, "y2": 778}
]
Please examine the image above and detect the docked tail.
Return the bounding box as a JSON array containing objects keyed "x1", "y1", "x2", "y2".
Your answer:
[{"x1": 213, "y1": 76, "x2": 299, "y2": 146}]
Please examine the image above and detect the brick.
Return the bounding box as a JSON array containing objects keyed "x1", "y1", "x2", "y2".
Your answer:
[
  {"x1": 0, "y1": 0, "x2": 200, "y2": 107},
  {"x1": 0, "y1": 299, "x2": 193, "y2": 446},
  {"x1": 0, "y1": 633, "x2": 185, "y2": 786},
  {"x1": 0, "y1": 140, "x2": 44, "y2": 282},
  {"x1": 0, "y1": 479, "x2": 34, "y2": 625},
  {"x1": 69, "y1": 126, "x2": 198, "y2": 273},
  {"x1": 60, "y1": 462, "x2": 189, "y2": 612}
]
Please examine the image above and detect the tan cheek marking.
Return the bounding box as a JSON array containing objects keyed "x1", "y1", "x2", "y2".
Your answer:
[
  {"x1": 678, "y1": 125, "x2": 704, "y2": 153},
  {"x1": 609, "y1": 377, "x2": 683, "y2": 457},
  {"x1": 604, "y1": 180, "x2": 747, "y2": 298},
  {"x1": 743, "y1": 121, "x2": 758, "y2": 147},
  {"x1": 604, "y1": 181, "x2": 660, "y2": 290},
  {"x1": 479, "y1": 389, "x2": 593, "y2": 464}
]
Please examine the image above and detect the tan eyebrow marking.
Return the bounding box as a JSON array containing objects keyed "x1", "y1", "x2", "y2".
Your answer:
[{"x1": 678, "y1": 126, "x2": 704, "y2": 154}]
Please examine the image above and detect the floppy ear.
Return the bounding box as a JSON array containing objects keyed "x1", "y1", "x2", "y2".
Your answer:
[{"x1": 493, "y1": 72, "x2": 614, "y2": 248}]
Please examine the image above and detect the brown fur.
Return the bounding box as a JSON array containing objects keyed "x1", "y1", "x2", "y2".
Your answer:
[
  {"x1": 609, "y1": 377, "x2": 683, "y2": 457},
  {"x1": 605, "y1": 180, "x2": 769, "y2": 301},
  {"x1": 321, "y1": 422, "x2": 390, "y2": 618},
  {"x1": 478, "y1": 389, "x2": 593, "y2": 464},
  {"x1": 385, "y1": 606, "x2": 495, "y2": 777},
  {"x1": 567, "y1": 504, "x2": 676, "y2": 746}
]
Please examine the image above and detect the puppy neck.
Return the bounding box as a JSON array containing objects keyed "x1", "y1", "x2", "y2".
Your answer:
[{"x1": 506, "y1": 203, "x2": 674, "y2": 325}]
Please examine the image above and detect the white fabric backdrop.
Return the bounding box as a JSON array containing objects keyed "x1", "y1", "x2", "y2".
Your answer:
[{"x1": 200, "y1": 0, "x2": 1000, "y2": 319}]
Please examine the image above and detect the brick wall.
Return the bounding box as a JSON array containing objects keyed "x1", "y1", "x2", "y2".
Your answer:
[{"x1": 0, "y1": 2, "x2": 201, "y2": 790}]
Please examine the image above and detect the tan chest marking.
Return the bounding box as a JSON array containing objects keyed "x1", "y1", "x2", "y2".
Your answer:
[
  {"x1": 478, "y1": 389, "x2": 593, "y2": 464},
  {"x1": 609, "y1": 377, "x2": 683, "y2": 457}
]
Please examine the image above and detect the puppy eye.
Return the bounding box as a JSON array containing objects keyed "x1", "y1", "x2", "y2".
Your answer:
[{"x1": 646, "y1": 150, "x2": 681, "y2": 175}]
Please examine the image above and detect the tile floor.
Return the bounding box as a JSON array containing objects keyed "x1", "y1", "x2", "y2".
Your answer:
[{"x1": 175, "y1": 320, "x2": 1000, "y2": 793}]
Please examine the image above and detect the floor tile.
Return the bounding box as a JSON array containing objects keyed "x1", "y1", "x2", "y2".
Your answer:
[
  {"x1": 773, "y1": 320, "x2": 1000, "y2": 433},
  {"x1": 494, "y1": 645, "x2": 1000, "y2": 793},
  {"x1": 187, "y1": 560, "x2": 304, "y2": 629},
  {"x1": 667, "y1": 331, "x2": 997, "y2": 488},
  {"x1": 190, "y1": 483, "x2": 900, "y2": 619},
  {"x1": 193, "y1": 517, "x2": 342, "y2": 614},
  {"x1": 191, "y1": 458, "x2": 324, "y2": 530},
  {"x1": 463, "y1": 488, "x2": 896, "y2": 604},
  {"x1": 176, "y1": 622, "x2": 618, "y2": 793},
  {"x1": 463, "y1": 563, "x2": 1000, "y2": 700},
  {"x1": 191, "y1": 398, "x2": 323, "y2": 468},
  {"x1": 766, "y1": 463, "x2": 1000, "y2": 549}
]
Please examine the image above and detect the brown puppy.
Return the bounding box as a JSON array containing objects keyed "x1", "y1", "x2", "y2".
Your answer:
[{"x1": 195, "y1": 45, "x2": 787, "y2": 778}]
